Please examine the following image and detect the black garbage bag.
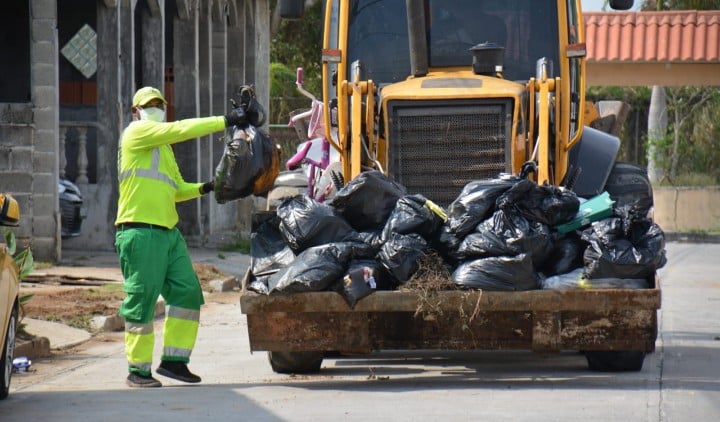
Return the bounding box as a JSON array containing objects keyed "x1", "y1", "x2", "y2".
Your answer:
[
  {"x1": 276, "y1": 195, "x2": 356, "y2": 253},
  {"x1": 250, "y1": 213, "x2": 296, "y2": 276},
  {"x1": 269, "y1": 243, "x2": 353, "y2": 293},
  {"x1": 456, "y1": 210, "x2": 553, "y2": 266},
  {"x1": 539, "y1": 232, "x2": 585, "y2": 276},
  {"x1": 433, "y1": 224, "x2": 463, "y2": 264},
  {"x1": 214, "y1": 125, "x2": 280, "y2": 203},
  {"x1": 446, "y1": 175, "x2": 521, "y2": 238},
  {"x1": 496, "y1": 179, "x2": 580, "y2": 226},
  {"x1": 382, "y1": 194, "x2": 443, "y2": 241},
  {"x1": 581, "y1": 212, "x2": 667, "y2": 280},
  {"x1": 377, "y1": 232, "x2": 428, "y2": 284},
  {"x1": 452, "y1": 253, "x2": 540, "y2": 291},
  {"x1": 333, "y1": 260, "x2": 392, "y2": 308},
  {"x1": 328, "y1": 170, "x2": 407, "y2": 231}
]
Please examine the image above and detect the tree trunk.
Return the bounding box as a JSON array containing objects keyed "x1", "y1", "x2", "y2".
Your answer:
[{"x1": 647, "y1": 85, "x2": 667, "y2": 183}]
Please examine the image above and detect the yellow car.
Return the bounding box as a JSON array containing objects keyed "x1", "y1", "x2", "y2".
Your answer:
[{"x1": 0, "y1": 194, "x2": 21, "y2": 400}]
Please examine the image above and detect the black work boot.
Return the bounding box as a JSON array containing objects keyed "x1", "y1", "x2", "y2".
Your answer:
[
  {"x1": 126, "y1": 372, "x2": 162, "y2": 388},
  {"x1": 156, "y1": 361, "x2": 202, "y2": 383}
]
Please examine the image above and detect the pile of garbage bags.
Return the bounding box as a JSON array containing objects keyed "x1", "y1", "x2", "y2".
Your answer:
[{"x1": 247, "y1": 170, "x2": 667, "y2": 307}]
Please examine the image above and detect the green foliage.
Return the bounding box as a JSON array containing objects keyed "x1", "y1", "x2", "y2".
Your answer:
[
  {"x1": 270, "y1": 1, "x2": 323, "y2": 95},
  {"x1": 3, "y1": 230, "x2": 33, "y2": 281}
]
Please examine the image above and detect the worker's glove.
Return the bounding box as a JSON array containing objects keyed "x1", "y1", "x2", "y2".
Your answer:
[
  {"x1": 200, "y1": 180, "x2": 214, "y2": 195},
  {"x1": 238, "y1": 85, "x2": 267, "y2": 127},
  {"x1": 224, "y1": 108, "x2": 248, "y2": 128}
]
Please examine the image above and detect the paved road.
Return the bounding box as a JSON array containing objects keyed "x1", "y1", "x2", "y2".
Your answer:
[{"x1": 1, "y1": 242, "x2": 718, "y2": 421}]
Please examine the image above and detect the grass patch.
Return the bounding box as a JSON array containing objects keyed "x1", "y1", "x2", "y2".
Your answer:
[
  {"x1": 656, "y1": 173, "x2": 718, "y2": 187},
  {"x1": 219, "y1": 235, "x2": 251, "y2": 254}
]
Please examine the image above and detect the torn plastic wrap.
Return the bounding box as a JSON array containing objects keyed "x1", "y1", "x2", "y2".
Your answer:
[
  {"x1": 452, "y1": 253, "x2": 540, "y2": 291},
  {"x1": 496, "y1": 179, "x2": 580, "y2": 226},
  {"x1": 276, "y1": 195, "x2": 356, "y2": 253},
  {"x1": 214, "y1": 125, "x2": 280, "y2": 203},
  {"x1": 269, "y1": 243, "x2": 353, "y2": 293},
  {"x1": 446, "y1": 176, "x2": 520, "y2": 238},
  {"x1": 328, "y1": 170, "x2": 407, "y2": 231},
  {"x1": 542, "y1": 268, "x2": 648, "y2": 290}
]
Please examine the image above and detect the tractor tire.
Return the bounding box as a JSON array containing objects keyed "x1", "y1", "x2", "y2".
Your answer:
[
  {"x1": 268, "y1": 351, "x2": 324, "y2": 374},
  {"x1": 584, "y1": 350, "x2": 646, "y2": 372},
  {"x1": 0, "y1": 305, "x2": 18, "y2": 400},
  {"x1": 603, "y1": 162, "x2": 653, "y2": 215}
]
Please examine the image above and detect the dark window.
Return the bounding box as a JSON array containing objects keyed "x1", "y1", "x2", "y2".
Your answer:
[{"x1": 0, "y1": 0, "x2": 31, "y2": 102}]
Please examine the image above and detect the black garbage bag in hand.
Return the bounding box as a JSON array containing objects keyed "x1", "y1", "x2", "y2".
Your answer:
[
  {"x1": 452, "y1": 253, "x2": 540, "y2": 291},
  {"x1": 214, "y1": 125, "x2": 280, "y2": 203},
  {"x1": 269, "y1": 242, "x2": 353, "y2": 293},
  {"x1": 277, "y1": 195, "x2": 356, "y2": 253},
  {"x1": 496, "y1": 179, "x2": 580, "y2": 226},
  {"x1": 446, "y1": 176, "x2": 521, "y2": 238},
  {"x1": 328, "y1": 170, "x2": 407, "y2": 231}
]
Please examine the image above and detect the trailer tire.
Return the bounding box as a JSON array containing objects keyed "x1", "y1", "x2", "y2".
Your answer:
[
  {"x1": 584, "y1": 351, "x2": 645, "y2": 372},
  {"x1": 268, "y1": 351, "x2": 324, "y2": 374}
]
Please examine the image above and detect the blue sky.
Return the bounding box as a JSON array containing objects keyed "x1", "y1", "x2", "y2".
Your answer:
[{"x1": 582, "y1": 0, "x2": 642, "y2": 11}]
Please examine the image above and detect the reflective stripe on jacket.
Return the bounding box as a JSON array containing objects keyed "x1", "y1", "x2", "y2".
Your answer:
[{"x1": 115, "y1": 116, "x2": 225, "y2": 228}]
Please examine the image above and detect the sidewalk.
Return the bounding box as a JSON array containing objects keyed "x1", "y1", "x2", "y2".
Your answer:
[{"x1": 14, "y1": 247, "x2": 251, "y2": 360}]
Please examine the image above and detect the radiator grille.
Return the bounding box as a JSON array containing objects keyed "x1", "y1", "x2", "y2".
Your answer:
[{"x1": 388, "y1": 100, "x2": 512, "y2": 207}]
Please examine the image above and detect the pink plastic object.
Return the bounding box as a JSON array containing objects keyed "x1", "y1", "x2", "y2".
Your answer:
[{"x1": 286, "y1": 141, "x2": 313, "y2": 170}]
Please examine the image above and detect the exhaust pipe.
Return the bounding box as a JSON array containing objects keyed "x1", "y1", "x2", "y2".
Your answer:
[{"x1": 406, "y1": 0, "x2": 428, "y2": 77}]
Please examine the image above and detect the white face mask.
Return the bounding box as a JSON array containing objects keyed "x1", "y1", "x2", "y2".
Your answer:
[{"x1": 138, "y1": 107, "x2": 166, "y2": 122}]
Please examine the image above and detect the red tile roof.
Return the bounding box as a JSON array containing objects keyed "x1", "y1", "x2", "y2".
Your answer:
[{"x1": 584, "y1": 11, "x2": 720, "y2": 63}]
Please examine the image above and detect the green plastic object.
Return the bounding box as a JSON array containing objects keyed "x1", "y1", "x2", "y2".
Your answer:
[{"x1": 555, "y1": 192, "x2": 614, "y2": 234}]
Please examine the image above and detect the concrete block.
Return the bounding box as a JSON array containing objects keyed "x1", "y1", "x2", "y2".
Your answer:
[
  {"x1": 31, "y1": 63, "x2": 57, "y2": 86},
  {"x1": 0, "y1": 126, "x2": 33, "y2": 147},
  {"x1": 33, "y1": 172, "x2": 56, "y2": 194},
  {"x1": 32, "y1": 193, "x2": 56, "y2": 215},
  {"x1": 33, "y1": 86, "x2": 59, "y2": 108},
  {"x1": 0, "y1": 104, "x2": 33, "y2": 124},
  {"x1": 11, "y1": 149, "x2": 34, "y2": 172},
  {"x1": 31, "y1": 41, "x2": 57, "y2": 64},
  {"x1": 32, "y1": 19, "x2": 57, "y2": 41},
  {"x1": 13, "y1": 336, "x2": 51, "y2": 359},
  {"x1": 28, "y1": 236, "x2": 59, "y2": 263},
  {"x1": 31, "y1": 215, "x2": 58, "y2": 237},
  {"x1": 34, "y1": 130, "x2": 59, "y2": 153},
  {"x1": 209, "y1": 276, "x2": 238, "y2": 292},
  {"x1": 0, "y1": 172, "x2": 32, "y2": 191},
  {"x1": 30, "y1": 0, "x2": 57, "y2": 20},
  {"x1": 33, "y1": 151, "x2": 57, "y2": 173},
  {"x1": 90, "y1": 298, "x2": 166, "y2": 332}
]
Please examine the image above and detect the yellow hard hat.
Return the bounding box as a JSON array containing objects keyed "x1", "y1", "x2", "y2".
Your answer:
[
  {"x1": 132, "y1": 86, "x2": 168, "y2": 107},
  {"x1": 0, "y1": 193, "x2": 20, "y2": 226}
]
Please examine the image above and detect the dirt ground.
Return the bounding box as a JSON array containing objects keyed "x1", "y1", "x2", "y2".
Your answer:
[{"x1": 18, "y1": 263, "x2": 234, "y2": 334}]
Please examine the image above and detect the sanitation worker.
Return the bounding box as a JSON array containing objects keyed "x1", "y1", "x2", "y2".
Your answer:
[{"x1": 114, "y1": 86, "x2": 256, "y2": 388}]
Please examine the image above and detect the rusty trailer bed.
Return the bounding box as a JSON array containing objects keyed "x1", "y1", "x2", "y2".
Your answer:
[{"x1": 240, "y1": 282, "x2": 661, "y2": 372}]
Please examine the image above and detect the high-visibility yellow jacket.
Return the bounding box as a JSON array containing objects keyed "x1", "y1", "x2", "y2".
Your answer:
[{"x1": 115, "y1": 117, "x2": 226, "y2": 229}]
